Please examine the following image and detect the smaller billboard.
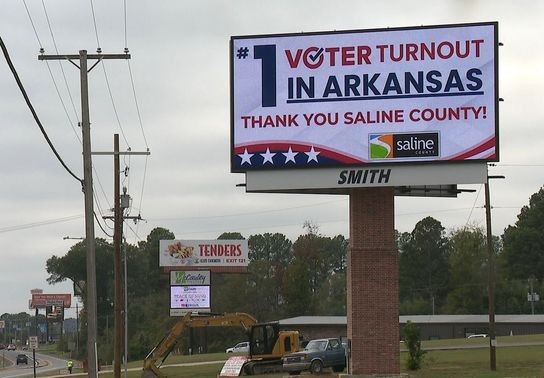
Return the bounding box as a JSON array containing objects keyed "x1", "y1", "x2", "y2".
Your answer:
[
  {"x1": 159, "y1": 240, "x2": 249, "y2": 268},
  {"x1": 170, "y1": 286, "x2": 211, "y2": 315},
  {"x1": 170, "y1": 270, "x2": 211, "y2": 285},
  {"x1": 46, "y1": 305, "x2": 64, "y2": 322}
]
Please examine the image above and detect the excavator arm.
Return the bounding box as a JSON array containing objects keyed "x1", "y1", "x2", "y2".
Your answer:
[{"x1": 142, "y1": 312, "x2": 258, "y2": 378}]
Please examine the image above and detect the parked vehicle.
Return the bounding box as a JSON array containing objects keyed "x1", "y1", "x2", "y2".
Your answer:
[
  {"x1": 0, "y1": 343, "x2": 5, "y2": 350},
  {"x1": 16, "y1": 354, "x2": 28, "y2": 365},
  {"x1": 226, "y1": 341, "x2": 250, "y2": 353},
  {"x1": 282, "y1": 337, "x2": 346, "y2": 375},
  {"x1": 467, "y1": 333, "x2": 488, "y2": 339},
  {"x1": 7, "y1": 344, "x2": 16, "y2": 351}
]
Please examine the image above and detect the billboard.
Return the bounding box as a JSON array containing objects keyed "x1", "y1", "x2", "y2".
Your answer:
[
  {"x1": 170, "y1": 286, "x2": 211, "y2": 315},
  {"x1": 231, "y1": 22, "x2": 498, "y2": 172},
  {"x1": 46, "y1": 305, "x2": 64, "y2": 322},
  {"x1": 31, "y1": 293, "x2": 71, "y2": 308},
  {"x1": 159, "y1": 240, "x2": 249, "y2": 268}
]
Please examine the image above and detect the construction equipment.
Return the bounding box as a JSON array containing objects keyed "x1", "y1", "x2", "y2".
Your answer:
[{"x1": 141, "y1": 312, "x2": 300, "y2": 377}]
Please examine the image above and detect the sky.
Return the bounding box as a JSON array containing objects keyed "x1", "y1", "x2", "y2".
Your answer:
[{"x1": 0, "y1": 0, "x2": 543, "y2": 317}]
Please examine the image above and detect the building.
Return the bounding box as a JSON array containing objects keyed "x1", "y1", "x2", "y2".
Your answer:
[{"x1": 279, "y1": 315, "x2": 544, "y2": 341}]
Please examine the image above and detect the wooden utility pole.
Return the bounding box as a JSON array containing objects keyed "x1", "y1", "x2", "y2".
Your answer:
[
  {"x1": 38, "y1": 50, "x2": 130, "y2": 378},
  {"x1": 96, "y1": 142, "x2": 149, "y2": 378},
  {"x1": 485, "y1": 180, "x2": 496, "y2": 371},
  {"x1": 114, "y1": 134, "x2": 122, "y2": 377},
  {"x1": 485, "y1": 174, "x2": 504, "y2": 372}
]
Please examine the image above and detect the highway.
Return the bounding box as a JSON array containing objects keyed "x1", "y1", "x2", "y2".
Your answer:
[{"x1": 0, "y1": 349, "x2": 68, "y2": 378}]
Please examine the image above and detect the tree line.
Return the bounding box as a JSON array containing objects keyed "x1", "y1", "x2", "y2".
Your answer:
[{"x1": 4, "y1": 187, "x2": 542, "y2": 362}]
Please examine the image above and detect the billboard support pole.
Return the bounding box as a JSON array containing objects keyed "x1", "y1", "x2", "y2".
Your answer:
[{"x1": 347, "y1": 187, "x2": 399, "y2": 375}]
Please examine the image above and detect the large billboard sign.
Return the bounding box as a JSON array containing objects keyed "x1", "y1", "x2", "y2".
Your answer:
[
  {"x1": 31, "y1": 293, "x2": 71, "y2": 308},
  {"x1": 159, "y1": 240, "x2": 249, "y2": 268},
  {"x1": 231, "y1": 22, "x2": 498, "y2": 172}
]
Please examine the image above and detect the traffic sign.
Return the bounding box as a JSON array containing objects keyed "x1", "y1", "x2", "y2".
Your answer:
[{"x1": 29, "y1": 336, "x2": 38, "y2": 349}]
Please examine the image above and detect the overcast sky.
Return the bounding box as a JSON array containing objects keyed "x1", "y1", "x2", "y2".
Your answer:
[{"x1": 0, "y1": 0, "x2": 543, "y2": 317}]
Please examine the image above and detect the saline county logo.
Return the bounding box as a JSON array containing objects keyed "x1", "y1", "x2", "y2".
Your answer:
[{"x1": 369, "y1": 132, "x2": 440, "y2": 159}]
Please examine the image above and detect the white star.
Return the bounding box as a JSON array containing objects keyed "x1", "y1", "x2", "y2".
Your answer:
[
  {"x1": 261, "y1": 148, "x2": 276, "y2": 164},
  {"x1": 238, "y1": 148, "x2": 253, "y2": 165},
  {"x1": 305, "y1": 146, "x2": 320, "y2": 162},
  {"x1": 283, "y1": 147, "x2": 298, "y2": 164}
]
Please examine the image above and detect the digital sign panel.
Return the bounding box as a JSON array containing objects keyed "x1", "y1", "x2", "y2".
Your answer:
[
  {"x1": 231, "y1": 22, "x2": 498, "y2": 172},
  {"x1": 170, "y1": 286, "x2": 210, "y2": 310}
]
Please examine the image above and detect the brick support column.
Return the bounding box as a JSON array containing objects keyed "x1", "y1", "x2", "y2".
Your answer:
[{"x1": 347, "y1": 187, "x2": 399, "y2": 375}]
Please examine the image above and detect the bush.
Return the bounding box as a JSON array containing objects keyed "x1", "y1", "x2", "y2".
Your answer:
[{"x1": 403, "y1": 321, "x2": 426, "y2": 370}]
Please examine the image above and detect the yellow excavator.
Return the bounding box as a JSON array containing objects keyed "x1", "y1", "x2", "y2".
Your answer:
[{"x1": 142, "y1": 312, "x2": 300, "y2": 377}]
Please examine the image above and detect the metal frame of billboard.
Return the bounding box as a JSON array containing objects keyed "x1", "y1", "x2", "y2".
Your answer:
[{"x1": 230, "y1": 22, "x2": 499, "y2": 174}]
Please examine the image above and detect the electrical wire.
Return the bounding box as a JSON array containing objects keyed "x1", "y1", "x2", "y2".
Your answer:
[
  {"x1": 41, "y1": 0, "x2": 80, "y2": 122},
  {"x1": 94, "y1": 211, "x2": 113, "y2": 238},
  {"x1": 465, "y1": 184, "x2": 483, "y2": 227},
  {"x1": 0, "y1": 36, "x2": 82, "y2": 184},
  {"x1": 126, "y1": 61, "x2": 148, "y2": 148},
  {"x1": 22, "y1": 0, "x2": 43, "y2": 48},
  {"x1": 89, "y1": 0, "x2": 101, "y2": 49},
  {"x1": 0, "y1": 214, "x2": 83, "y2": 233},
  {"x1": 24, "y1": 0, "x2": 80, "y2": 143},
  {"x1": 23, "y1": 0, "x2": 115, "y2": 215},
  {"x1": 100, "y1": 62, "x2": 130, "y2": 146}
]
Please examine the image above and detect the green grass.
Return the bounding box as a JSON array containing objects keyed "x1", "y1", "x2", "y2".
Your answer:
[{"x1": 36, "y1": 335, "x2": 544, "y2": 377}]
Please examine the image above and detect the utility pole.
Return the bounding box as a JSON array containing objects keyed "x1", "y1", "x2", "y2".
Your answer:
[
  {"x1": 96, "y1": 138, "x2": 148, "y2": 378},
  {"x1": 484, "y1": 179, "x2": 496, "y2": 371},
  {"x1": 39, "y1": 50, "x2": 130, "y2": 378},
  {"x1": 485, "y1": 174, "x2": 504, "y2": 372},
  {"x1": 113, "y1": 134, "x2": 122, "y2": 377}
]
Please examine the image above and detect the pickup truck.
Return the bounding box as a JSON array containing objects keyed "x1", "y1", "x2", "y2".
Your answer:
[{"x1": 282, "y1": 337, "x2": 346, "y2": 375}]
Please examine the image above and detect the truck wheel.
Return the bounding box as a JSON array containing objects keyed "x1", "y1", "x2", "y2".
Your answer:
[
  {"x1": 288, "y1": 372, "x2": 301, "y2": 376},
  {"x1": 310, "y1": 360, "x2": 323, "y2": 374}
]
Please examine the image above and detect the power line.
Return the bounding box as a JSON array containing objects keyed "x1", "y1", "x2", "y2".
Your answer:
[
  {"x1": 22, "y1": 0, "x2": 43, "y2": 48},
  {"x1": 100, "y1": 62, "x2": 130, "y2": 146},
  {"x1": 0, "y1": 36, "x2": 82, "y2": 184},
  {"x1": 466, "y1": 184, "x2": 483, "y2": 226},
  {"x1": 0, "y1": 214, "x2": 83, "y2": 233},
  {"x1": 40, "y1": 0, "x2": 80, "y2": 122},
  {"x1": 88, "y1": 0, "x2": 101, "y2": 49}
]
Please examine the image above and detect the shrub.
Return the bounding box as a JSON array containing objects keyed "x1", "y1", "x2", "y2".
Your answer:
[{"x1": 403, "y1": 321, "x2": 426, "y2": 370}]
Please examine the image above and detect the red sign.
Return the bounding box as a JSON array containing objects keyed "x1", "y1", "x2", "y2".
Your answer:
[{"x1": 31, "y1": 294, "x2": 71, "y2": 308}]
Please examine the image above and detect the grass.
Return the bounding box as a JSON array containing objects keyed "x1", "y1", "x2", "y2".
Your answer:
[{"x1": 35, "y1": 335, "x2": 544, "y2": 377}]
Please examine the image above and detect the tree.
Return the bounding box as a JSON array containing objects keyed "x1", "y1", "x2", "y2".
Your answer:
[
  {"x1": 502, "y1": 187, "x2": 544, "y2": 280},
  {"x1": 246, "y1": 233, "x2": 292, "y2": 320},
  {"x1": 399, "y1": 217, "x2": 450, "y2": 314},
  {"x1": 444, "y1": 226, "x2": 488, "y2": 314}
]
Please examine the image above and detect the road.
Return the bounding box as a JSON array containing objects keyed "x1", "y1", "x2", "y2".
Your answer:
[{"x1": 0, "y1": 349, "x2": 68, "y2": 378}]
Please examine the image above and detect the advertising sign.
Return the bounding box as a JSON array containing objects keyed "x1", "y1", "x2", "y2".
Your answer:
[
  {"x1": 170, "y1": 270, "x2": 211, "y2": 285},
  {"x1": 31, "y1": 293, "x2": 71, "y2": 308},
  {"x1": 245, "y1": 162, "x2": 487, "y2": 192},
  {"x1": 170, "y1": 286, "x2": 211, "y2": 315},
  {"x1": 46, "y1": 305, "x2": 64, "y2": 322},
  {"x1": 159, "y1": 240, "x2": 249, "y2": 268},
  {"x1": 220, "y1": 356, "x2": 250, "y2": 377},
  {"x1": 231, "y1": 22, "x2": 498, "y2": 172}
]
